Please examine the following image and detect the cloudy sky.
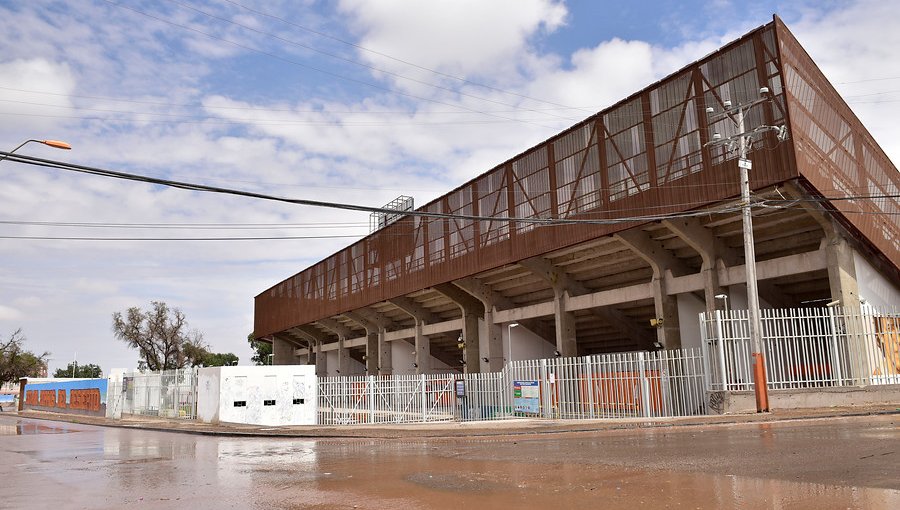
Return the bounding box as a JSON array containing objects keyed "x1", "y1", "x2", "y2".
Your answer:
[{"x1": 1, "y1": 0, "x2": 898, "y2": 373}]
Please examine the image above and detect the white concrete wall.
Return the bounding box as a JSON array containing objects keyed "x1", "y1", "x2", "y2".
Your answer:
[
  {"x1": 389, "y1": 340, "x2": 456, "y2": 375},
  {"x1": 325, "y1": 351, "x2": 366, "y2": 377},
  {"x1": 197, "y1": 365, "x2": 317, "y2": 426},
  {"x1": 505, "y1": 322, "x2": 556, "y2": 361},
  {"x1": 676, "y1": 294, "x2": 705, "y2": 349},
  {"x1": 854, "y1": 251, "x2": 900, "y2": 310}
]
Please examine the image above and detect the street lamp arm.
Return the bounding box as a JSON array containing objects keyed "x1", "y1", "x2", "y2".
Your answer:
[{"x1": 0, "y1": 139, "x2": 71, "y2": 164}]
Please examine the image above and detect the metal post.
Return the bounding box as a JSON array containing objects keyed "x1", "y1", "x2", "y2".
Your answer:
[
  {"x1": 826, "y1": 305, "x2": 844, "y2": 386},
  {"x1": 715, "y1": 310, "x2": 728, "y2": 391},
  {"x1": 737, "y1": 106, "x2": 769, "y2": 412},
  {"x1": 638, "y1": 352, "x2": 651, "y2": 418},
  {"x1": 421, "y1": 374, "x2": 427, "y2": 422}
]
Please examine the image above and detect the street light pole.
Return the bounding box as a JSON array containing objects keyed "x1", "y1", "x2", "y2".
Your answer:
[
  {"x1": 705, "y1": 89, "x2": 785, "y2": 413},
  {"x1": 0, "y1": 139, "x2": 71, "y2": 164},
  {"x1": 507, "y1": 323, "x2": 518, "y2": 365}
]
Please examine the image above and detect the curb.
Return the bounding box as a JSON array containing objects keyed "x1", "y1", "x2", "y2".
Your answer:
[{"x1": 8, "y1": 406, "x2": 899, "y2": 439}]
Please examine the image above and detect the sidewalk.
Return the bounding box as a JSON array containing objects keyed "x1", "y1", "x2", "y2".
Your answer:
[{"x1": 11, "y1": 404, "x2": 900, "y2": 439}]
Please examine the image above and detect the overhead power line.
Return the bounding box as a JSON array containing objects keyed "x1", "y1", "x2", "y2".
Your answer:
[{"x1": 2, "y1": 151, "x2": 757, "y2": 226}]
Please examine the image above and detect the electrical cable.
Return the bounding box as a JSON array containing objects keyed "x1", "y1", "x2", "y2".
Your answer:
[{"x1": 1, "y1": 151, "x2": 757, "y2": 226}]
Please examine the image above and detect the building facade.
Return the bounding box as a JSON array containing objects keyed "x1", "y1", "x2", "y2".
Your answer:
[{"x1": 254, "y1": 17, "x2": 900, "y2": 377}]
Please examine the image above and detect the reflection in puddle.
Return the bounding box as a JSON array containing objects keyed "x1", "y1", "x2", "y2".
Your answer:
[{"x1": 0, "y1": 422, "x2": 76, "y2": 435}]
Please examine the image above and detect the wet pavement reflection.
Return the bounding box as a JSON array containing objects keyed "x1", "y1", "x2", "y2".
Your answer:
[{"x1": 0, "y1": 413, "x2": 897, "y2": 509}]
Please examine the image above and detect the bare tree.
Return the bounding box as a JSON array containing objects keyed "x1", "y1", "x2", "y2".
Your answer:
[
  {"x1": 112, "y1": 301, "x2": 203, "y2": 371},
  {"x1": 0, "y1": 329, "x2": 50, "y2": 385}
]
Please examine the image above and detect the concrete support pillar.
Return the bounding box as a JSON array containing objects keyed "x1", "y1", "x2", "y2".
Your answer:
[
  {"x1": 554, "y1": 291, "x2": 577, "y2": 357},
  {"x1": 462, "y1": 313, "x2": 481, "y2": 372},
  {"x1": 825, "y1": 234, "x2": 860, "y2": 312},
  {"x1": 378, "y1": 330, "x2": 392, "y2": 375},
  {"x1": 337, "y1": 336, "x2": 350, "y2": 375},
  {"x1": 414, "y1": 321, "x2": 430, "y2": 374},
  {"x1": 272, "y1": 336, "x2": 298, "y2": 365},
  {"x1": 615, "y1": 230, "x2": 686, "y2": 349},
  {"x1": 365, "y1": 332, "x2": 378, "y2": 374},
  {"x1": 652, "y1": 275, "x2": 681, "y2": 349},
  {"x1": 306, "y1": 342, "x2": 315, "y2": 366},
  {"x1": 484, "y1": 308, "x2": 504, "y2": 371},
  {"x1": 315, "y1": 340, "x2": 327, "y2": 377}
]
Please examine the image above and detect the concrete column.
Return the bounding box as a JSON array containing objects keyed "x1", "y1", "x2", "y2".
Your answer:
[
  {"x1": 378, "y1": 329, "x2": 392, "y2": 375},
  {"x1": 273, "y1": 336, "x2": 297, "y2": 365},
  {"x1": 337, "y1": 336, "x2": 350, "y2": 375},
  {"x1": 414, "y1": 321, "x2": 430, "y2": 374},
  {"x1": 306, "y1": 342, "x2": 316, "y2": 366},
  {"x1": 365, "y1": 332, "x2": 378, "y2": 374},
  {"x1": 554, "y1": 291, "x2": 577, "y2": 357},
  {"x1": 825, "y1": 234, "x2": 861, "y2": 312},
  {"x1": 484, "y1": 308, "x2": 504, "y2": 371},
  {"x1": 653, "y1": 275, "x2": 681, "y2": 349},
  {"x1": 462, "y1": 313, "x2": 481, "y2": 373},
  {"x1": 314, "y1": 340, "x2": 327, "y2": 377}
]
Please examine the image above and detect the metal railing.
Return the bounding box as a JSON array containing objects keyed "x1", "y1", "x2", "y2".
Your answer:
[
  {"x1": 701, "y1": 307, "x2": 900, "y2": 391},
  {"x1": 508, "y1": 349, "x2": 707, "y2": 419},
  {"x1": 108, "y1": 368, "x2": 199, "y2": 419},
  {"x1": 317, "y1": 348, "x2": 707, "y2": 425}
]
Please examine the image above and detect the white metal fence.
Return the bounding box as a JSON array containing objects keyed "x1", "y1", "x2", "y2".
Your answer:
[
  {"x1": 701, "y1": 307, "x2": 900, "y2": 391},
  {"x1": 317, "y1": 348, "x2": 707, "y2": 424},
  {"x1": 108, "y1": 368, "x2": 199, "y2": 419}
]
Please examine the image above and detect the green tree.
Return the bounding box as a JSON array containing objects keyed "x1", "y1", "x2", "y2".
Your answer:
[
  {"x1": 112, "y1": 301, "x2": 203, "y2": 371},
  {"x1": 53, "y1": 363, "x2": 102, "y2": 378},
  {"x1": 0, "y1": 329, "x2": 50, "y2": 385},
  {"x1": 183, "y1": 340, "x2": 238, "y2": 367},
  {"x1": 247, "y1": 333, "x2": 272, "y2": 365}
]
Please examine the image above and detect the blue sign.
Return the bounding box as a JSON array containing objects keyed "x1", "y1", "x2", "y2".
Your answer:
[{"x1": 513, "y1": 380, "x2": 540, "y2": 415}]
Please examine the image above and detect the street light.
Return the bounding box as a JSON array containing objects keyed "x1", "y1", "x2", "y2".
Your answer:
[
  {"x1": 507, "y1": 323, "x2": 519, "y2": 364},
  {"x1": 267, "y1": 353, "x2": 274, "y2": 365},
  {"x1": 0, "y1": 139, "x2": 71, "y2": 164},
  {"x1": 714, "y1": 293, "x2": 729, "y2": 313}
]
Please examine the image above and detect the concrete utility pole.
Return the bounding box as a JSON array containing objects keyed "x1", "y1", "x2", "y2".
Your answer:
[{"x1": 705, "y1": 88, "x2": 786, "y2": 413}]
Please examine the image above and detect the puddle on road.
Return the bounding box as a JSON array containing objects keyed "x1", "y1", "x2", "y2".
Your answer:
[
  {"x1": 0, "y1": 422, "x2": 77, "y2": 436},
  {"x1": 257, "y1": 457, "x2": 900, "y2": 510}
]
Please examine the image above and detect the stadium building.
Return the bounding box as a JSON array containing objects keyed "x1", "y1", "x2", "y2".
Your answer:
[{"x1": 254, "y1": 16, "x2": 900, "y2": 376}]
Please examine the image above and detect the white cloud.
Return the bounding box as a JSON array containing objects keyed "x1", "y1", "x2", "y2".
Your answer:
[
  {"x1": 0, "y1": 305, "x2": 23, "y2": 322},
  {"x1": 338, "y1": 0, "x2": 567, "y2": 82},
  {"x1": 0, "y1": 58, "x2": 75, "y2": 130},
  {"x1": 0, "y1": 0, "x2": 896, "y2": 374}
]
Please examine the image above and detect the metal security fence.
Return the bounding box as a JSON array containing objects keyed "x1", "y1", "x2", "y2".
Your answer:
[
  {"x1": 318, "y1": 374, "x2": 458, "y2": 425},
  {"x1": 701, "y1": 307, "x2": 900, "y2": 391},
  {"x1": 508, "y1": 349, "x2": 707, "y2": 419},
  {"x1": 109, "y1": 368, "x2": 199, "y2": 419},
  {"x1": 317, "y1": 348, "x2": 707, "y2": 425}
]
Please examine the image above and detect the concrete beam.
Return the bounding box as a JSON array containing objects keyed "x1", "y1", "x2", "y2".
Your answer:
[{"x1": 388, "y1": 296, "x2": 439, "y2": 324}]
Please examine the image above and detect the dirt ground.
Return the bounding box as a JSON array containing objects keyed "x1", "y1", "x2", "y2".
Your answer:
[{"x1": 0, "y1": 413, "x2": 897, "y2": 509}]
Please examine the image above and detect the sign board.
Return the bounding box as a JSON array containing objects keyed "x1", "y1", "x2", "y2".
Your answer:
[
  {"x1": 513, "y1": 380, "x2": 540, "y2": 415},
  {"x1": 738, "y1": 158, "x2": 752, "y2": 170},
  {"x1": 455, "y1": 379, "x2": 466, "y2": 398}
]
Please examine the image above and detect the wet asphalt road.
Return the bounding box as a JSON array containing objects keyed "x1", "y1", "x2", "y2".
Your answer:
[{"x1": 0, "y1": 412, "x2": 897, "y2": 509}]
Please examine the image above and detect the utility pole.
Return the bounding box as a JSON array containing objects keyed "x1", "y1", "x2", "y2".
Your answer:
[{"x1": 705, "y1": 88, "x2": 786, "y2": 413}]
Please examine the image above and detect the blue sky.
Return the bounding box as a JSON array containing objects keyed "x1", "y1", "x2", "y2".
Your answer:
[{"x1": 0, "y1": 0, "x2": 898, "y2": 373}]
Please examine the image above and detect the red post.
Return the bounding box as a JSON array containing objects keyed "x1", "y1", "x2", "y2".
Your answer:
[{"x1": 752, "y1": 352, "x2": 770, "y2": 412}]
